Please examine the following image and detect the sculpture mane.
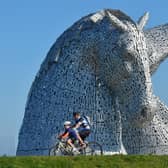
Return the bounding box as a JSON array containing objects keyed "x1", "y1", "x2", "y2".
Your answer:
[{"x1": 17, "y1": 9, "x2": 168, "y2": 155}]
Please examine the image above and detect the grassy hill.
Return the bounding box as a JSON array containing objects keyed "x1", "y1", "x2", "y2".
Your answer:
[{"x1": 0, "y1": 155, "x2": 168, "y2": 168}]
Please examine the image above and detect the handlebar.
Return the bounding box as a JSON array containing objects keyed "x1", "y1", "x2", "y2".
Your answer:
[{"x1": 56, "y1": 136, "x2": 67, "y2": 143}]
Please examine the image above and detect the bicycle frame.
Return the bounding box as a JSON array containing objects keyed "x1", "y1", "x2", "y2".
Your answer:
[
  {"x1": 49, "y1": 139, "x2": 103, "y2": 156},
  {"x1": 58, "y1": 140, "x2": 73, "y2": 155}
]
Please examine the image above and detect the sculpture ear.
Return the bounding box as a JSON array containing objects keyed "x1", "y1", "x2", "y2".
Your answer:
[
  {"x1": 107, "y1": 11, "x2": 128, "y2": 32},
  {"x1": 137, "y1": 12, "x2": 149, "y2": 30}
]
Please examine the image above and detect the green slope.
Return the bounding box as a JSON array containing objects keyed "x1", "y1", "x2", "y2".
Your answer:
[{"x1": 0, "y1": 155, "x2": 168, "y2": 168}]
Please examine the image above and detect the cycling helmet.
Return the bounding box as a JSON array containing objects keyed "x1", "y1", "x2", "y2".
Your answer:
[{"x1": 64, "y1": 121, "x2": 71, "y2": 126}]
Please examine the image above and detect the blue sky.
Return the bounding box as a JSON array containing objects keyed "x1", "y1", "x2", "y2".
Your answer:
[{"x1": 0, "y1": 0, "x2": 168, "y2": 156}]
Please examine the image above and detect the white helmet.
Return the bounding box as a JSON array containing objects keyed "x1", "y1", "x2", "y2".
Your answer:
[{"x1": 64, "y1": 121, "x2": 71, "y2": 126}]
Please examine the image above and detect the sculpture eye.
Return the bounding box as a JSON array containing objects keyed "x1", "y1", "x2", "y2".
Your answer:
[{"x1": 124, "y1": 52, "x2": 134, "y2": 62}]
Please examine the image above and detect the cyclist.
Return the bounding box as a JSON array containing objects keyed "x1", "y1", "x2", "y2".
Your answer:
[
  {"x1": 58, "y1": 121, "x2": 85, "y2": 152},
  {"x1": 73, "y1": 112, "x2": 91, "y2": 141}
]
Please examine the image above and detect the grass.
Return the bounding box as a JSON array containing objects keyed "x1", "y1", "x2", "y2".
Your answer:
[{"x1": 0, "y1": 155, "x2": 168, "y2": 168}]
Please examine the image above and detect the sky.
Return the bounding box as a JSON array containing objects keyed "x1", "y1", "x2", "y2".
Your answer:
[{"x1": 0, "y1": 0, "x2": 168, "y2": 156}]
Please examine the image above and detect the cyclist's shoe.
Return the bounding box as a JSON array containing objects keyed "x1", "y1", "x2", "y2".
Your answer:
[
  {"x1": 81, "y1": 143, "x2": 86, "y2": 148},
  {"x1": 72, "y1": 147, "x2": 80, "y2": 155}
]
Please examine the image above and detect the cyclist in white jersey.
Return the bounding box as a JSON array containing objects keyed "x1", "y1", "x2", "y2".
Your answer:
[{"x1": 73, "y1": 112, "x2": 91, "y2": 141}]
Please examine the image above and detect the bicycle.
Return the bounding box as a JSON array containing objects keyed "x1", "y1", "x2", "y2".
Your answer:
[{"x1": 49, "y1": 139, "x2": 103, "y2": 156}]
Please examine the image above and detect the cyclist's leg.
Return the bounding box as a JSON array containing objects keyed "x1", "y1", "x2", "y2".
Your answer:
[
  {"x1": 67, "y1": 137, "x2": 80, "y2": 153},
  {"x1": 67, "y1": 138, "x2": 75, "y2": 149},
  {"x1": 73, "y1": 130, "x2": 85, "y2": 145}
]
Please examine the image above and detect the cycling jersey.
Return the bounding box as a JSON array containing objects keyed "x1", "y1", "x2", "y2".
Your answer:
[
  {"x1": 75, "y1": 117, "x2": 91, "y2": 131},
  {"x1": 61, "y1": 127, "x2": 78, "y2": 140}
]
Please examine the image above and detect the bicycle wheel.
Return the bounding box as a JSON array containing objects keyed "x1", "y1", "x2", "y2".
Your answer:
[
  {"x1": 49, "y1": 143, "x2": 62, "y2": 156},
  {"x1": 84, "y1": 141, "x2": 103, "y2": 155}
]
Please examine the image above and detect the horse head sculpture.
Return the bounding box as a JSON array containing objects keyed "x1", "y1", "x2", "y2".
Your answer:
[
  {"x1": 17, "y1": 9, "x2": 168, "y2": 155},
  {"x1": 96, "y1": 10, "x2": 157, "y2": 126}
]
